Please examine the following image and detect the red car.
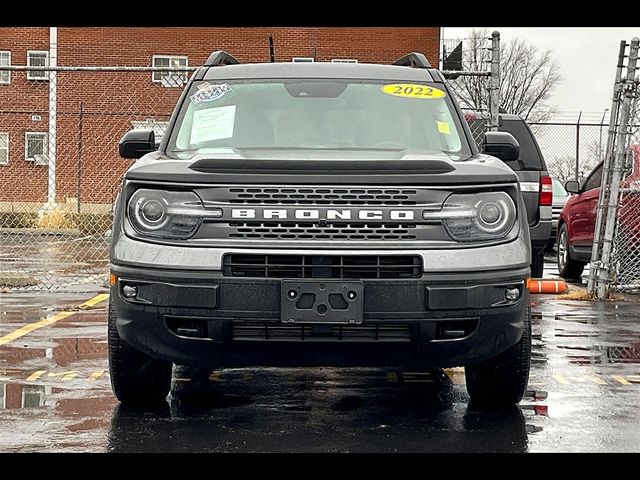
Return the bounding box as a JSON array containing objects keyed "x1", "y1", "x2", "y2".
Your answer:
[{"x1": 557, "y1": 145, "x2": 640, "y2": 279}]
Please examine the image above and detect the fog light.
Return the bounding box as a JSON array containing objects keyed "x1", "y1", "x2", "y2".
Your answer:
[
  {"x1": 505, "y1": 287, "x2": 520, "y2": 301},
  {"x1": 122, "y1": 285, "x2": 138, "y2": 298}
]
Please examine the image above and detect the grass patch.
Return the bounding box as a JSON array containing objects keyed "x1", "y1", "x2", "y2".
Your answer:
[
  {"x1": 35, "y1": 208, "x2": 77, "y2": 230},
  {"x1": 69, "y1": 213, "x2": 112, "y2": 236},
  {"x1": 0, "y1": 212, "x2": 38, "y2": 228},
  {"x1": 559, "y1": 286, "x2": 624, "y2": 301},
  {"x1": 558, "y1": 288, "x2": 594, "y2": 301}
]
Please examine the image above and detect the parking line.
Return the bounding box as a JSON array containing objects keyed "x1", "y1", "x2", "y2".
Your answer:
[
  {"x1": 62, "y1": 372, "x2": 78, "y2": 381},
  {"x1": 611, "y1": 375, "x2": 632, "y2": 385},
  {"x1": 591, "y1": 376, "x2": 606, "y2": 385},
  {"x1": 89, "y1": 370, "x2": 105, "y2": 381},
  {"x1": 47, "y1": 371, "x2": 77, "y2": 380},
  {"x1": 627, "y1": 375, "x2": 640, "y2": 383},
  {"x1": 386, "y1": 372, "x2": 398, "y2": 383},
  {"x1": 553, "y1": 374, "x2": 570, "y2": 385},
  {"x1": 26, "y1": 370, "x2": 46, "y2": 382},
  {"x1": 0, "y1": 293, "x2": 109, "y2": 347}
]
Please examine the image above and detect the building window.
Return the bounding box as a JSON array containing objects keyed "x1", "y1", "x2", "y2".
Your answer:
[
  {"x1": 152, "y1": 55, "x2": 188, "y2": 87},
  {"x1": 0, "y1": 51, "x2": 10, "y2": 85},
  {"x1": 25, "y1": 132, "x2": 48, "y2": 164},
  {"x1": 0, "y1": 133, "x2": 8, "y2": 165},
  {"x1": 331, "y1": 59, "x2": 358, "y2": 63},
  {"x1": 27, "y1": 50, "x2": 49, "y2": 81},
  {"x1": 292, "y1": 57, "x2": 314, "y2": 63}
]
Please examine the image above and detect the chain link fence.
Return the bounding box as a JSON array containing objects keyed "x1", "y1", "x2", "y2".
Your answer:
[
  {"x1": 530, "y1": 121, "x2": 609, "y2": 183},
  {"x1": 0, "y1": 45, "x2": 504, "y2": 293},
  {"x1": 0, "y1": 65, "x2": 193, "y2": 292},
  {"x1": 610, "y1": 137, "x2": 640, "y2": 293},
  {"x1": 587, "y1": 38, "x2": 640, "y2": 298},
  {"x1": 443, "y1": 31, "x2": 500, "y2": 146},
  {"x1": 1, "y1": 58, "x2": 502, "y2": 293}
]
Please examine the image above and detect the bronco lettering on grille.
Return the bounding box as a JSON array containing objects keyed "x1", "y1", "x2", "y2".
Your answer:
[{"x1": 230, "y1": 208, "x2": 416, "y2": 221}]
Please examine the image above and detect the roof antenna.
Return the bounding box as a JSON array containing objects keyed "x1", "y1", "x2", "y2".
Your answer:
[{"x1": 269, "y1": 34, "x2": 275, "y2": 63}]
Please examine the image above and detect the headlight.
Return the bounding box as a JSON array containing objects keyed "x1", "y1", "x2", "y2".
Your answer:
[
  {"x1": 127, "y1": 189, "x2": 221, "y2": 239},
  {"x1": 423, "y1": 192, "x2": 516, "y2": 242}
]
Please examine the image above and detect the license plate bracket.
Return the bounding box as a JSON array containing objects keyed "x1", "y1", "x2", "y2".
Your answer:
[{"x1": 281, "y1": 280, "x2": 364, "y2": 324}]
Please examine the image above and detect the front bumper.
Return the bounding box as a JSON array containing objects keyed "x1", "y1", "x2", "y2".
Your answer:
[{"x1": 110, "y1": 264, "x2": 529, "y2": 369}]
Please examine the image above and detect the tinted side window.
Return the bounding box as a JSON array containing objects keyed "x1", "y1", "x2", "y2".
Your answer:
[
  {"x1": 499, "y1": 119, "x2": 544, "y2": 171},
  {"x1": 584, "y1": 164, "x2": 603, "y2": 191}
]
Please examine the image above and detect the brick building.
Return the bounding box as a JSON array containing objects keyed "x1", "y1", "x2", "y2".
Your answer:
[{"x1": 0, "y1": 27, "x2": 440, "y2": 211}]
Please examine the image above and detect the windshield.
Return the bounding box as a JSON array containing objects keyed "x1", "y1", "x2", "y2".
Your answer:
[{"x1": 167, "y1": 79, "x2": 471, "y2": 160}]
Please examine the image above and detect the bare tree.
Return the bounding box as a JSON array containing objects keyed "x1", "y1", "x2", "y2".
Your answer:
[
  {"x1": 548, "y1": 155, "x2": 576, "y2": 184},
  {"x1": 451, "y1": 29, "x2": 562, "y2": 122},
  {"x1": 586, "y1": 137, "x2": 606, "y2": 165}
]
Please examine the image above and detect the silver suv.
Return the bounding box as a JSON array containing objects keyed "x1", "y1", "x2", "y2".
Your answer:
[{"x1": 109, "y1": 51, "x2": 531, "y2": 406}]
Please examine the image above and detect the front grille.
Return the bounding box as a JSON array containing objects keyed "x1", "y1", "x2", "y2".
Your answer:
[
  {"x1": 232, "y1": 321, "x2": 412, "y2": 342},
  {"x1": 223, "y1": 254, "x2": 423, "y2": 279},
  {"x1": 228, "y1": 222, "x2": 417, "y2": 240},
  {"x1": 226, "y1": 187, "x2": 419, "y2": 205}
]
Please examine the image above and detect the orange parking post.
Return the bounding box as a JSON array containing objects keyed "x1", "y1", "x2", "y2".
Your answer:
[{"x1": 528, "y1": 279, "x2": 567, "y2": 294}]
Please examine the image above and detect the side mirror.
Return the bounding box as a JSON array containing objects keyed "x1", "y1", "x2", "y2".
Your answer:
[
  {"x1": 119, "y1": 130, "x2": 156, "y2": 159},
  {"x1": 482, "y1": 131, "x2": 520, "y2": 162},
  {"x1": 565, "y1": 180, "x2": 581, "y2": 194}
]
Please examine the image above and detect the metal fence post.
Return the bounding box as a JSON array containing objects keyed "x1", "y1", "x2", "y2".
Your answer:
[
  {"x1": 587, "y1": 41, "x2": 628, "y2": 295},
  {"x1": 489, "y1": 31, "x2": 501, "y2": 132},
  {"x1": 575, "y1": 112, "x2": 582, "y2": 180},
  {"x1": 77, "y1": 101, "x2": 84, "y2": 214},
  {"x1": 46, "y1": 26, "x2": 58, "y2": 209},
  {"x1": 596, "y1": 37, "x2": 640, "y2": 300}
]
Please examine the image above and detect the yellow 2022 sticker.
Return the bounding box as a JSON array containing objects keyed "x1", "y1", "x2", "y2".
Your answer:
[{"x1": 381, "y1": 83, "x2": 446, "y2": 99}]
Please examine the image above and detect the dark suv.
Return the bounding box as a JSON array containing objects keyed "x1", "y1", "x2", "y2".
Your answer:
[
  {"x1": 467, "y1": 113, "x2": 552, "y2": 278},
  {"x1": 110, "y1": 51, "x2": 532, "y2": 406}
]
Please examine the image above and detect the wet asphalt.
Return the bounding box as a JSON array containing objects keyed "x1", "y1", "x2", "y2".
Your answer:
[{"x1": 0, "y1": 258, "x2": 639, "y2": 452}]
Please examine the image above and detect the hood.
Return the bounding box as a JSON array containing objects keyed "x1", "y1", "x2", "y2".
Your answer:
[{"x1": 125, "y1": 150, "x2": 518, "y2": 186}]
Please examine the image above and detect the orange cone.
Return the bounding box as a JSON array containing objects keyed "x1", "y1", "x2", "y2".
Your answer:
[{"x1": 528, "y1": 278, "x2": 567, "y2": 294}]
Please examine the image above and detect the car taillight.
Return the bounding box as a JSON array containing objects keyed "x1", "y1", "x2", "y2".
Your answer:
[{"x1": 540, "y1": 175, "x2": 552, "y2": 206}]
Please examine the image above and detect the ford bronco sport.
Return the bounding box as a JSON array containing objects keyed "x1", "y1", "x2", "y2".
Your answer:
[{"x1": 110, "y1": 51, "x2": 532, "y2": 406}]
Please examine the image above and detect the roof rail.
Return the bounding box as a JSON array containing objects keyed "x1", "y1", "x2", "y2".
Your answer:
[
  {"x1": 393, "y1": 52, "x2": 431, "y2": 69},
  {"x1": 204, "y1": 50, "x2": 240, "y2": 67}
]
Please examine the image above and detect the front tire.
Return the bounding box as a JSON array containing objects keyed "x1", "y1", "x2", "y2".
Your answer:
[
  {"x1": 108, "y1": 299, "x2": 173, "y2": 405},
  {"x1": 465, "y1": 307, "x2": 531, "y2": 406},
  {"x1": 557, "y1": 223, "x2": 586, "y2": 280}
]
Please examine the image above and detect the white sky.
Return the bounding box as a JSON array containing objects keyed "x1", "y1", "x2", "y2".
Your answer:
[{"x1": 443, "y1": 27, "x2": 640, "y2": 120}]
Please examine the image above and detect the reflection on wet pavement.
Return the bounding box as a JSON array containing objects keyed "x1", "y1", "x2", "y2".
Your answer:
[
  {"x1": 1, "y1": 265, "x2": 640, "y2": 452},
  {"x1": 103, "y1": 368, "x2": 536, "y2": 453}
]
